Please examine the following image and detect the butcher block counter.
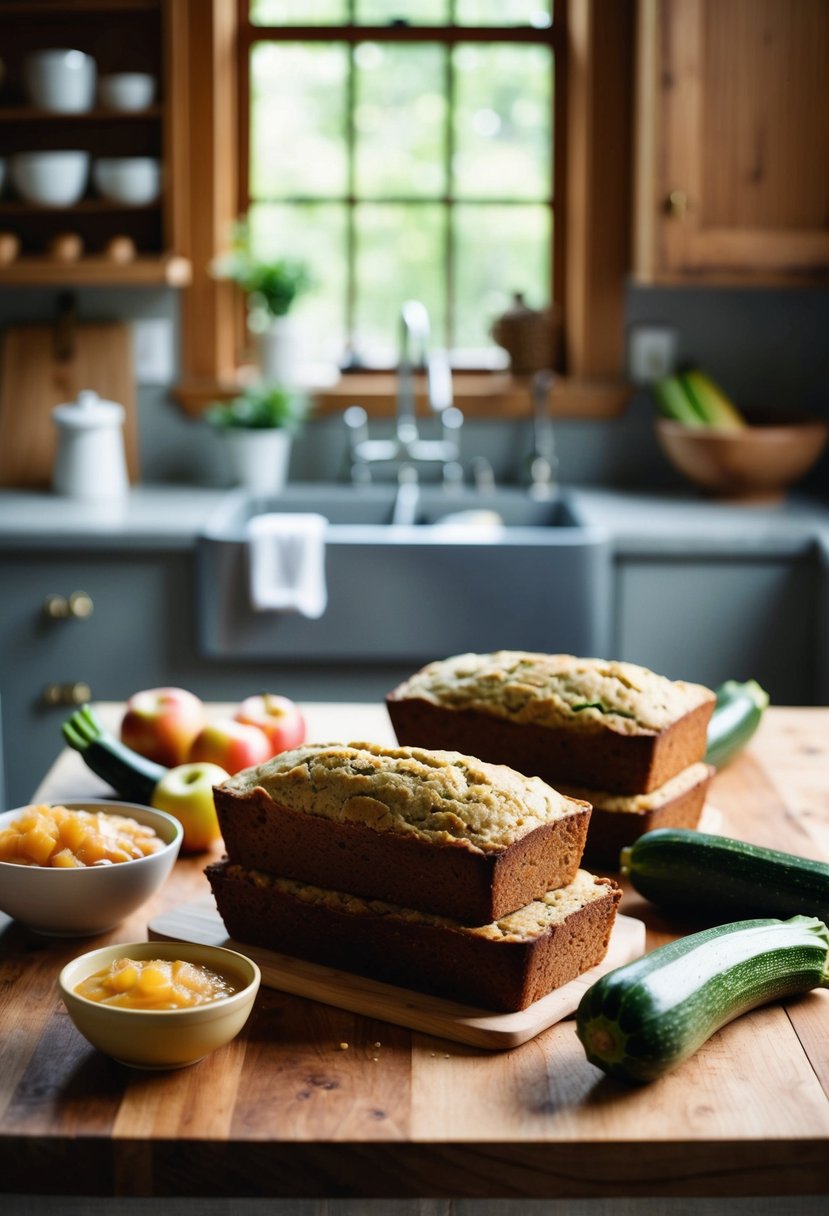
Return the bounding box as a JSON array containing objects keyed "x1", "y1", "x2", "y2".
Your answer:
[{"x1": 1, "y1": 702, "x2": 827, "y2": 1205}]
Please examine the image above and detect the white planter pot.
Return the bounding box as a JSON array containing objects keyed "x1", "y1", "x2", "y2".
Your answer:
[
  {"x1": 223, "y1": 428, "x2": 292, "y2": 496},
  {"x1": 256, "y1": 317, "x2": 298, "y2": 386}
]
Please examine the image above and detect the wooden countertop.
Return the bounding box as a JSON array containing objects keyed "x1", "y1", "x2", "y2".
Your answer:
[{"x1": 1, "y1": 704, "x2": 827, "y2": 1202}]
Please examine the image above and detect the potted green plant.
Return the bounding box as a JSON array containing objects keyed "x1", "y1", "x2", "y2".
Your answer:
[
  {"x1": 213, "y1": 220, "x2": 313, "y2": 386},
  {"x1": 207, "y1": 383, "x2": 310, "y2": 495}
]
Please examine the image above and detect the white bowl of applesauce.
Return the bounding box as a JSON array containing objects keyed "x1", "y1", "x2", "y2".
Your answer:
[
  {"x1": 0, "y1": 800, "x2": 182, "y2": 936},
  {"x1": 59, "y1": 940, "x2": 260, "y2": 1069}
]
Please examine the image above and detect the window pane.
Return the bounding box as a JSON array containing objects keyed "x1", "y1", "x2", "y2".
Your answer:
[
  {"x1": 356, "y1": 1, "x2": 449, "y2": 23},
  {"x1": 248, "y1": 202, "x2": 348, "y2": 365},
  {"x1": 355, "y1": 43, "x2": 447, "y2": 198},
  {"x1": 354, "y1": 204, "x2": 446, "y2": 364},
  {"x1": 456, "y1": 1, "x2": 552, "y2": 26},
  {"x1": 251, "y1": 43, "x2": 348, "y2": 197},
  {"x1": 453, "y1": 43, "x2": 552, "y2": 200},
  {"x1": 453, "y1": 204, "x2": 550, "y2": 353},
  {"x1": 250, "y1": 1, "x2": 347, "y2": 24}
]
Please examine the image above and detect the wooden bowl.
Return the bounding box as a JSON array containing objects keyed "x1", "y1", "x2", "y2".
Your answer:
[{"x1": 655, "y1": 409, "x2": 829, "y2": 502}]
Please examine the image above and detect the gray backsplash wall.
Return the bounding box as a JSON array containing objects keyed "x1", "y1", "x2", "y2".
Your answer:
[{"x1": 2, "y1": 283, "x2": 828, "y2": 496}]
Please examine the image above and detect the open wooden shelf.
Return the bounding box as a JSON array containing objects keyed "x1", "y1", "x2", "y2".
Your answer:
[
  {"x1": 0, "y1": 253, "x2": 191, "y2": 286},
  {"x1": 0, "y1": 105, "x2": 162, "y2": 123}
]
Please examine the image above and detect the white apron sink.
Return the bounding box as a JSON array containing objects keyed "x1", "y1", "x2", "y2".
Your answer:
[{"x1": 197, "y1": 483, "x2": 611, "y2": 661}]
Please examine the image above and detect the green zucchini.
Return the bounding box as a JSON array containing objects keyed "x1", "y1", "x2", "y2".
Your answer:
[
  {"x1": 652, "y1": 375, "x2": 705, "y2": 426},
  {"x1": 62, "y1": 704, "x2": 167, "y2": 804},
  {"x1": 621, "y1": 828, "x2": 829, "y2": 924},
  {"x1": 576, "y1": 915, "x2": 829, "y2": 1083},
  {"x1": 705, "y1": 678, "x2": 769, "y2": 769}
]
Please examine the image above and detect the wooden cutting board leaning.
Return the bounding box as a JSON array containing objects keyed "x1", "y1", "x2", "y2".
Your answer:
[{"x1": 0, "y1": 321, "x2": 139, "y2": 488}]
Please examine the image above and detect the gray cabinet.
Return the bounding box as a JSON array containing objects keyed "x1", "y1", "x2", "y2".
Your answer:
[
  {"x1": 0, "y1": 545, "x2": 415, "y2": 806},
  {"x1": 0, "y1": 550, "x2": 187, "y2": 807},
  {"x1": 613, "y1": 552, "x2": 821, "y2": 704}
]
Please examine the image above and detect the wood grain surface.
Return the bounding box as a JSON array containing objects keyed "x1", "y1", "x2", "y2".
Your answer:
[{"x1": 0, "y1": 704, "x2": 827, "y2": 1202}]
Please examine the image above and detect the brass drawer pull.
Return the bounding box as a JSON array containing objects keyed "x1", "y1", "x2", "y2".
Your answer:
[
  {"x1": 42, "y1": 591, "x2": 94, "y2": 620},
  {"x1": 42, "y1": 681, "x2": 92, "y2": 707},
  {"x1": 68, "y1": 591, "x2": 94, "y2": 618}
]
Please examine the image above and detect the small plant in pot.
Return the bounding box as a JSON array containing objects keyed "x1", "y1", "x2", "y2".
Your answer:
[
  {"x1": 213, "y1": 220, "x2": 313, "y2": 385},
  {"x1": 207, "y1": 384, "x2": 310, "y2": 496}
]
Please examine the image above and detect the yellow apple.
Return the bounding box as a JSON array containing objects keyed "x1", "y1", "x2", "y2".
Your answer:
[{"x1": 150, "y1": 762, "x2": 230, "y2": 853}]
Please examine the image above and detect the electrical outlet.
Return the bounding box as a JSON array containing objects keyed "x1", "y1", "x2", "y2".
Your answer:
[
  {"x1": 628, "y1": 326, "x2": 677, "y2": 384},
  {"x1": 132, "y1": 318, "x2": 175, "y2": 385}
]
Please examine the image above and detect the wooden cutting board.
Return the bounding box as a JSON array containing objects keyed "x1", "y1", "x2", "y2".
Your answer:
[
  {"x1": 0, "y1": 322, "x2": 139, "y2": 488},
  {"x1": 149, "y1": 900, "x2": 646, "y2": 1050}
]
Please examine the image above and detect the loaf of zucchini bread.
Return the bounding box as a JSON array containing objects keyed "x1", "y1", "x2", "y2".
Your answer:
[
  {"x1": 205, "y1": 861, "x2": 621, "y2": 1012},
  {"x1": 213, "y1": 740, "x2": 592, "y2": 924},
  {"x1": 563, "y1": 761, "x2": 715, "y2": 867},
  {"x1": 387, "y1": 652, "x2": 716, "y2": 795}
]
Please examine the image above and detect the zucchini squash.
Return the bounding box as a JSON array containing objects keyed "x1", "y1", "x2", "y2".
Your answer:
[
  {"x1": 621, "y1": 828, "x2": 829, "y2": 924},
  {"x1": 576, "y1": 915, "x2": 829, "y2": 1083},
  {"x1": 62, "y1": 704, "x2": 167, "y2": 804},
  {"x1": 705, "y1": 678, "x2": 769, "y2": 769}
]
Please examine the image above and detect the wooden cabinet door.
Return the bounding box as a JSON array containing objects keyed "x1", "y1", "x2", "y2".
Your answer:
[{"x1": 634, "y1": 0, "x2": 829, "y2": 283}]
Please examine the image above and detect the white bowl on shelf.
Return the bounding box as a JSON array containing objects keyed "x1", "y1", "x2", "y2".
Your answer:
[
  {"x1": 24, "y1": 48, "x2": 96, "y2": 113},
  {"x1": 9, "y1": 150, "x2": 90, "y2": 206},
  {"x1": 99, "y1": 72, "x2": 156, "y2": 112},
  {"x1": 93, "y1": 157, "x2": 161, "y2": 205}
]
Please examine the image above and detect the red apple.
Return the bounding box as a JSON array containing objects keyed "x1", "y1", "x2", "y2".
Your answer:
[
  {"x1": 150, "y1": 761, "x2": 230, "y2": 853},
  {"x1": 187, "y1": 718, "x2": 272, "y2": 775},
  {"x1": 234, "y1": 693, "x2": 306, "y2": 756},
  {"x1": 120, "y1": 687, "x2": 206, "y2": 768}
]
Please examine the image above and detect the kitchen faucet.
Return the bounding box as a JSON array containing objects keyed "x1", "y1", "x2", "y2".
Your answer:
[
  {"x1": 527, "y1": 369, "x2": 558, "y2": 499},
  {"x1": 344, "y1": 300, "x2": 463, "y2": 484}
]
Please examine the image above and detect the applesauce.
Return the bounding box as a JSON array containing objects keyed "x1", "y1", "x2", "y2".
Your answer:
[
  {"x1": 75, "y1": 957, "x2": 238, "y2": 1009},
  {"x1": 0, "y1": 804, "x2": 164, "y2": 868}
]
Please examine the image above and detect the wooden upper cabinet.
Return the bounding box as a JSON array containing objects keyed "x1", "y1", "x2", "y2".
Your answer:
[
  {"x1": 0, "y1": 0, "x2": 191, "y2": 287},
  {"x1": 633, "y1": 0, "x2": 829, "y2": 283}
]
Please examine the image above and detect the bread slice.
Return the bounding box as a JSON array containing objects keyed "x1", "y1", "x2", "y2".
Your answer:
[
  {"x1": 205, "y1": 861, "x2": 622, "y2": 1013},
  {"x1": 387, "y1": 651, "x2": 716, "y2": 794},
  {"x1": 213, "y1": 741, "x2": 591, "y2": 924}
]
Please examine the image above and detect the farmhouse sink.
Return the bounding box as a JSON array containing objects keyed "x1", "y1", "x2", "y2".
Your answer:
[{"x1": 197, "y1": 483, "x2": 611, "y2": 661}]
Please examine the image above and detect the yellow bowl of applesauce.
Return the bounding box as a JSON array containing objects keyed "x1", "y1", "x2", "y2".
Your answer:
[
  {"x1": 59, "y1": 940, "x2": 260, "y2": 1069},
  {"x1": 0, "y1": 800, "x2": 182, "y2": 936}
]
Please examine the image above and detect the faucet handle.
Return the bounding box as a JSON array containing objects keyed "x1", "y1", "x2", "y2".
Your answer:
[
  {"x1": 344, "y1": 404, "x2": 369, "y2": 442},
  {"x1": 427, "y1": 349, "x2": 453, "y2": 413},
  {"x1": 440, "y1": 405, "x2": 463, "y2": 437}
]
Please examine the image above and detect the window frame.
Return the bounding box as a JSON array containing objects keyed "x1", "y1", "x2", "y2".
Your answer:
[
  {"x1": 173, "y1": 0, "x2": 633, "y2": 419},
  {"x1": 238, "y1": 8, "x2": 561, "y2": 367}
]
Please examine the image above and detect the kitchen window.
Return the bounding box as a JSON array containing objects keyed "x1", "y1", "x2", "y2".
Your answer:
[
  {"x1": 175, "y1": 0, "x2": 632, "y2": 417},
  {"x1": 240, "y1": 0, "x2": 559, "y2": 371}
]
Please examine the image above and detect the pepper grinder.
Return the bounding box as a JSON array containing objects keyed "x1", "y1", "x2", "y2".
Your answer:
[{"x1": 52, "y1": 389, "x2": 129, "y2": 501}]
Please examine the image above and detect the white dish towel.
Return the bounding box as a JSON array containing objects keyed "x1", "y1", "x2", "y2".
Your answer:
[{"x1": 246, "y1": 512, "x2": 328, "y2": 618}]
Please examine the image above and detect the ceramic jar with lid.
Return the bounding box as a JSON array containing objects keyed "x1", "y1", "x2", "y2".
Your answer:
[{"x1": 52, "y1": 390, "x2": 129, "y2": 502}]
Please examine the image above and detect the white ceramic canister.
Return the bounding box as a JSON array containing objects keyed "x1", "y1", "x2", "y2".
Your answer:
[{"x1": 52, "y1": 390, "x2": 129, "y2": 501}]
